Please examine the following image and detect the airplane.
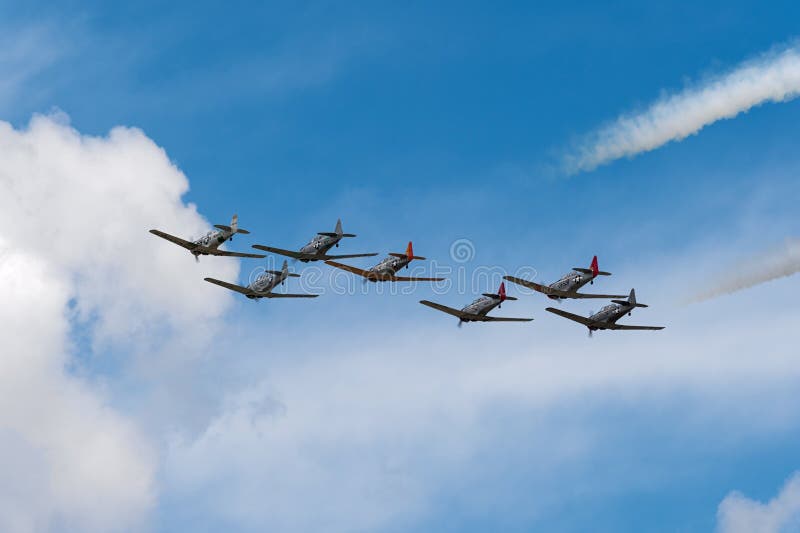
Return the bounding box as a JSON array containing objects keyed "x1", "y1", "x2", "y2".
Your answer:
[
  {"x1": 504, "y1": 255, "x2": 626, "y2": 300},
  {"x1": 419, "y1": 282, "x2": 533, "y2": 325},
  {"x1": 545, "y1": 288, "x2": 664, "y2": 334},
  {"x1": 325, "y1": 241, "x2": 445, "y2": 282},
  {"x1": 252, "y1": 218, "x2": 378, "y2": 263},
  {"x1": 204, "y1": 259, "x2": 318, "y2": 299},
  {"x1": 150, "y1": 214, "x2": 266, "y2": 261}
]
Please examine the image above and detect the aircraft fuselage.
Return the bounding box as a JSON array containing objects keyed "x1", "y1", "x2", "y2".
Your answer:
[
  {"x1": 364, "y1": 255, "x2": 412, "y2": 280},
  {"x1": 298, "y1": 234, "x2": 341, "y2": 261},
  {"x1": 587, "y1": 303, "x2": 634, "y2": 330},
  {"x1": 192, "y1": 228, "x2": 234, "y2": 257},
  {"x1": 547, "y1": 271, "x2": 595, "y2": 300},
  {"x1": 459, "y1": 296, "x2": 501, "y2": 321}
]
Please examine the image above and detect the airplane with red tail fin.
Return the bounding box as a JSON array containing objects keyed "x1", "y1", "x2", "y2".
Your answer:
[
  {"x1": 504, "y1": 255, "x2": 626, "y2": 300},
  {"x1": 325, "y1": 241, "x2": 445, "y2": 282},
  {"x1": 420, "y1": 281, "x2": 533, "y2": 324}
]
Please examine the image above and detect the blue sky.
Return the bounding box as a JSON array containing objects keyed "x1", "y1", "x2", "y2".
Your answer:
[{"x1": 2, "y1": 2, "x2": 800, "y2": 532}]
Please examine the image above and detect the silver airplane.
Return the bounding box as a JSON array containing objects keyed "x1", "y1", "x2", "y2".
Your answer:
[
  {"x1": 150, "y1": 214, "x2": 266, "y2": 262},
  {"x1": 204, "y1": 259, "x2": 318, "y2": 299},
  {"x1": 504, "y1": 255, "x2": 626, "y2": 300},
  {"x1": 325, "y1": 241, "x2": 445, "y2": 282},
  {"x1": 420, "y1": 282, "x2": 533, "y2": 325},
  {"x1": 546, "y1": 289, "x2": 664, "y2": 334},
  {"x1": 252, "y1": 218, "x2": 378, "y2": 263}
]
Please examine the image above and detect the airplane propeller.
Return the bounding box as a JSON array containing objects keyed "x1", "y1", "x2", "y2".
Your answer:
[
  {"x1": 588, "y1": 329, "x2": 593, "y2": 338},
  {"x1": 457, "y1": 319, "x2": 463, "y2": 328}
]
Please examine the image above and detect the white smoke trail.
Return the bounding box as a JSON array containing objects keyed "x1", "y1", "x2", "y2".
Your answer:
[
  {"x1": 688, "y1": 239, "x2": 800, "y2": 303},
  {"x1": 564, "y1": 42, "x2": 800, "y2": 175}
]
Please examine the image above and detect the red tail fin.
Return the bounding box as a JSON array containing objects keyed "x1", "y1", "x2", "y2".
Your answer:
[
  {"x1": 499, "y1": 281, "x2": 507, "y2": 301},
  {"x1": 590, "y1": 255, "x2": 599, "y2": 278},
  {"x1": 406, "y1": 241, "x2": 414, "y2": 260}
]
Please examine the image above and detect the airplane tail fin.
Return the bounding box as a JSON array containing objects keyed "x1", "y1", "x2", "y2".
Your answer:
[
  {"x1": 573, "y1": 255, "x2": 610, "y2": 276},
  {"x1": 321, "y1": 218, "x2": 356, "y2": 238},
  {"x1": 214, "y1": 213, "x2": 250, "y2": 235},
  {"x1": 277, "y1": 259, "x2": 300, "y2": 278},
  {"x1": 389, "y1": 241, "x2": 427, "y2": 260},
  {"x1": 483, "y1": 281, "x2": 517, "y2": 301},
  {"x1": 624, "y1": 288, "x2": 648, "y2": 308},
  {"x1": 232, "y1": 214, "x2": 251, "y2": 234}
]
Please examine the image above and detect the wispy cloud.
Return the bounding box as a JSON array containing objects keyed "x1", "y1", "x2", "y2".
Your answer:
[
  {"x1": 0, "y1": 23, "x2": 66, "y2": 111},
  {"x1": 686, "y1": 238, "x2": 800, "y2": 303},
  {"x1": 563, "y1": 41, "x2": 800, "y2": 175}
]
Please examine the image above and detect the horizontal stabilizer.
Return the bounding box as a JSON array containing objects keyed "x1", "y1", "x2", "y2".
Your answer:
[
  {"x1": 574, "y1": 267, "x2": 611, "y2": 276},
  {"x1": 482, "y1": 293, "x2": 518, "y2": 300},
  {"x1": 611, "y1": 299, "x2": 648, "y2": 308},
  {"x1": 266, "y1": 270, "x2": 301, "y2": 278}
]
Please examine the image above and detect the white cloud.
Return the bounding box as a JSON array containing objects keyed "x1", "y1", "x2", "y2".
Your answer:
[
  {"x1": 0, "y1": 113, "x2": 241, "y2": 531},
  {"x1": 564, "y1": 42, "x2": 800, "y2": 174},
  {"x1": 161, "y1": 271, "x2": 800, "y2": 531},
  {"x1": 2, "y1": 113, "x2": 799, "y2": 532},
  {"x1": 718, "y1": 473, "x2": 800, "y2": 533}
]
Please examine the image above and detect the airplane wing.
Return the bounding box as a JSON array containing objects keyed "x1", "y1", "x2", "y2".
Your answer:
[
  {"x1": 504, "y1": 276, "x2": 624, "y2": 299},
  {"x1": 323, "y1": 252, "x2": 379, "y2": 260},
  {"x1": 205, "y1": 278, "x2": 318, "y2": 298},
  {"x1": 504, "y1": 276, "x2": 558, "y2": 295},
  {"x1": 389, "y1": 275, "x2": 445, "y2": 282},
  {"x1": 545, "y1": 307, "x2": 598, "y2": 327},
  {"x1": 473, "y1": 315, "x2": 533, "y2": 322},
  {"x1": 419, "y1": 300, "x2": 470, "y2": 319},
  {"x1": 324, "y1": 261, "x2": 372, "y2": 278},
  {"x1": 149, "y1": 229, "x2": 200, "y2": 252},
  {"x1": 251, "y1": 245, "x2": 311, "y2": 260},
  {"x1": 261, "y1": 293, "x2": 318, "y2": 299},
  {"x1": 208, "y1": 249, "x2": 266, "y2": 259},
  {"x1": 605, "y1": 324, "x2": 665, "y2": 331},
  {"x1": 204, "y1": 277, "x2": 254, "y2": 296},
  {"x1": 569, "y1": 291, "x2": 628, "y2": 299}
]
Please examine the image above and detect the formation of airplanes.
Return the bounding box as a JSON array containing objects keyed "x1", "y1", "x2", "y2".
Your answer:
[{"x1": 149, "y1": 215, "x2": 664, "y2": 334}]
